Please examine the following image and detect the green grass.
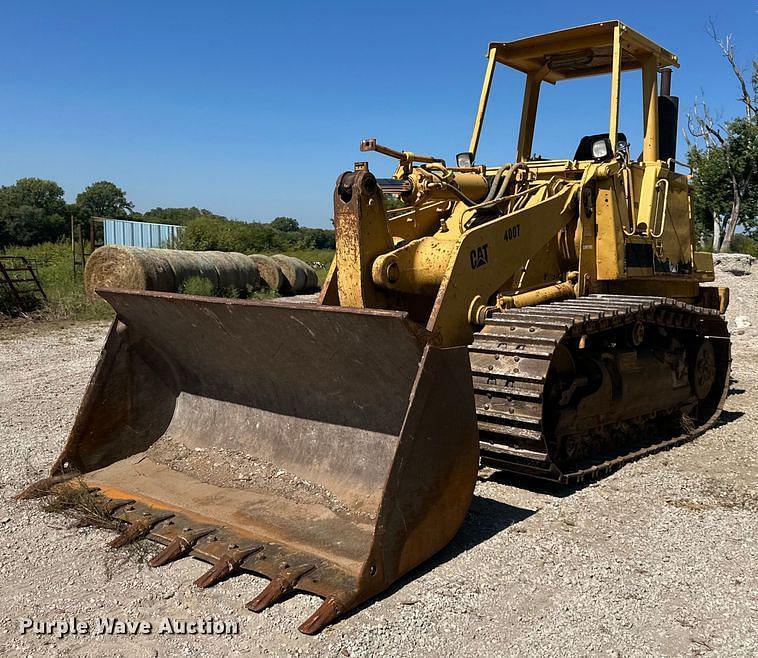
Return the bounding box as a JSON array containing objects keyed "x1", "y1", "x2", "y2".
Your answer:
[
  {"x1": 0, "y1": 242, "x2": 113, "y2": 321},
  {"x1": 0, "y1": 241, "x2": 335, "y2": 322}
]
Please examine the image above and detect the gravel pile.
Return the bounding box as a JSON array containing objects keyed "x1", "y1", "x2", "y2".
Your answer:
[
  {"x1": 147, "y1": 437, "x2": 367, "y2": 522},
  {"x1": 1, "y1": 269, "x2": 756, "y2": 657}
]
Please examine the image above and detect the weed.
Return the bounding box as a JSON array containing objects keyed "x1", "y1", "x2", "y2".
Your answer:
[
  {"x1": 180, "y1": 275, "x2": 216, "y2": 297},
  {"x1": 41, "y1": 478, "x2": 122, "y2": 530},
  {"x1": 40, "y1": 478, "x2": 156, "y2": 565}
]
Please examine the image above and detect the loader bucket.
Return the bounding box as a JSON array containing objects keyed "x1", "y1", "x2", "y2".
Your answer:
[{"x1": 31, "y1": 289, "x2": 479, "y2": 633}]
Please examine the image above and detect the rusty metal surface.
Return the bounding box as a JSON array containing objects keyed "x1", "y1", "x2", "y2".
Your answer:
[
  {"x1": 40, "y1": 289, "x2": 479, "y2": 633},
  {"x1": 472, "y1": 295, "x2": 731, "y2": 483}
]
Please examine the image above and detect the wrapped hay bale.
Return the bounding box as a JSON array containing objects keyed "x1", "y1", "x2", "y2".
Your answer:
[
  {"x1": 249, "y1": 254, "x2": 285, "y2": 292},
  {"x1": 272, "y1": 255, "x2": 318, "y2": 294},
  {"x1": 84, "y1": 246, "x2": 260, "y2": 299}
]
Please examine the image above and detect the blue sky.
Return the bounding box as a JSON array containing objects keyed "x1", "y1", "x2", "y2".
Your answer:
[{"x1": 0, "y1": 1, "x2": 755, "y2": 228}]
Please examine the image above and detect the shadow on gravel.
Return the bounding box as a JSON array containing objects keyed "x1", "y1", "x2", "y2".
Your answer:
[
  {"x1": 728, "y1": 374, "x2": 744, "y2": 397},
  {"x1": 481, "y1": 470, "x2": 580, "y2": 497},
  {"x1": 339, "y1": 495, "x2": 535, "y2": 621},
  {"x1": 449, "y1": 494, "x2": 536, "y2": 554},
  {"x1": 716, "y1": 409, "x2": 744, "y2": 426}
]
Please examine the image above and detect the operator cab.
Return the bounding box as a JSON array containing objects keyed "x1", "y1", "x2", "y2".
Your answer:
[{"x1": 468, "y1": 20, "x2": 680, "y2": 166}]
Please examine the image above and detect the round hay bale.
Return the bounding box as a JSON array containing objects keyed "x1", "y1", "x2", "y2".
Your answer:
[
  {"x1": 204, "y1": 251, "x2": 260, "y2": 294},
  {"x1": 228, "y1": 251, "x2": 261, "y2": 292},
  {"x1": 84, "y1": 246, "x2": 175, "y2": 299},
  {"x1": 304, "y1": 263, "x2": 318, "y2": 291},
  {"x1": 271, "y1": 255, "x2": 309, "y2": 295},
  {"x1": 286, "y1": 256, "x2": 318, "y2": 291},
  {"x1": 249, "y1": 254, "x2": 285, "y2": 292},
  {"x1": 167, "y1": 250, "x2": 221, "y2": 292},
  {"x1": 84, "y1": 246, "x2": 263, "y2": 299}
]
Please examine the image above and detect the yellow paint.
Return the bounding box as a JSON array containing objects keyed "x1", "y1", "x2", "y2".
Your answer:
[{"x1": 324, "y1": 21, "x2": 723, "y2": 345}]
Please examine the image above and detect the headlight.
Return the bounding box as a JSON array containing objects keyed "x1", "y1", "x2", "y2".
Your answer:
[
  {"x1": 591, "y1": 139, "x2": 610, "y2": 159},
  {"x1": 456, "y1": 151, "x2": 474, "y2": 168}
]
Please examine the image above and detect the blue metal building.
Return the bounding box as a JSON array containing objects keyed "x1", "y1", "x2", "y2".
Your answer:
[{"x1": 102, "y1": 218, "x2": 183, "y2": 249}]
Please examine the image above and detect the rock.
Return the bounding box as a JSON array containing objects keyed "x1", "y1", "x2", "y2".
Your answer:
[
  {"x1": 735, "y1": 316, "x2": 752, "y2": 329},
  {"x1": 713, "y1": 252, "x2": 754, "y2": 276}
]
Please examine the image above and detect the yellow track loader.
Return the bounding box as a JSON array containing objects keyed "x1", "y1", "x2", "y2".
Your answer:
[{"x1": 22, "y1": 21, "x2": 730, "y2": 634}]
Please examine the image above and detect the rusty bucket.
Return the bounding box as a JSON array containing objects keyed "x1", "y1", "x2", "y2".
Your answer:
[{"x1": 26, "y1": 289, "x2": 479, "y2": 633}]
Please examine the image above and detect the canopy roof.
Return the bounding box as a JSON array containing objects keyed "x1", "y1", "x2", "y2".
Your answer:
[{"x1": 489, "y1": 20, "x2": 678, "y2": 83}]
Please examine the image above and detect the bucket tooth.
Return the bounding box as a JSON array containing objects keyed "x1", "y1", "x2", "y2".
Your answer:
[
  {"x1": 149, "y1": 528, "x2": 213, "y2": 568},
  {"x1": 245, "y1": 563, "x2": 315, "y2": 613},
  {"x1": 298, "y1": 597, "x2": 342, "y2": 635},
  {"x1": 75, "y1": 515, "x2": 120, "y2": 529},
  {"x1": 194, "y1": 544, "x2": 263, "y2": 589},
  {"x1": 15, "y1": 474, "x2": 76, "y2": 500},
  {"x1": 109, "y1": 512, "x2": 174, "y2": 549},
  {"x1": 103, "y1": 498, "x2": 135, "y2": 514}
]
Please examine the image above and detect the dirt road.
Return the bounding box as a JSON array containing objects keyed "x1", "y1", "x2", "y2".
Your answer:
[{"x1": 1, "y1": 266, "x2": 756, "y2": 657}]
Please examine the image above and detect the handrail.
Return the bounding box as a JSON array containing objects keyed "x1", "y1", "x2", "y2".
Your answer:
[{"x1": 650, "y1": 178, "x2": 669, "y2": 238}]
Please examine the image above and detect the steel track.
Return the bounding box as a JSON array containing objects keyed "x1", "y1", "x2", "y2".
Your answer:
[{"x1": 469, "y1": 294, "x2": 731, "y2": 484}]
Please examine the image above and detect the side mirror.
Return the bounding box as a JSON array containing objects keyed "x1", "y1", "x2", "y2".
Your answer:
[
  {"x1": 456, "y1": 151, "x2": 474, "y2": 168},
  {"x1": 591, "y1": 138, "x2": 612, "y2": 160}
]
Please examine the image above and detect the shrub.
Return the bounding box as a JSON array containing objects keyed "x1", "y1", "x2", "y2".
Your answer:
[
  {"x1": 178, "y1": 216, "x2": 335, "y2": 254},
  {"x1": 730, "y1": 234, "x2": 758, "y2": 258},
  {"x1": 180, "y1": 275, "x2": 215, "y2": 297}
]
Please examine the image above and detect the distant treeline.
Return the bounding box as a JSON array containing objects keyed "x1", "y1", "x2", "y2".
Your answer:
[
  {"x1": 0, "y1": 177, "x2": 335, "y2": 252},
  {"x1": 177, "y1": 215, "x2": 335, "y2": 252}
]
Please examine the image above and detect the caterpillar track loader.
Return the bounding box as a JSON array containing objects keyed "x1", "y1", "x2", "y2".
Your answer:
[{"x1": 22, "y1": 21, "x2": 730, "y2": 634}]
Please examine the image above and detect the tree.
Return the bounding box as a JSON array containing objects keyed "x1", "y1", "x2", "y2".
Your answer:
[
  {"x1": 686, "y1": 23, "x2": 758, "y2": 252},
  {"x1": 177, "y1": 215, "x2": 335, "y2": 253},
  {"x1": 270, "y1": 216, "x2": 299, "y2": 232},
  {"x1": 298, "y1": 227, "x2": 335, "y2": 249},
  {"x1": 75, "y1": 181, "x2": 134, "y2": 219},
  {"x1": 141, "y1": 207, "x2": 226, "y2": 225},
  {"x1": 0, "y1": 178, "x2": 67, "y2": 247},
  {"x1": 383, "y1": 193, "x2": 405, "y2": 211},
  {"x1": 0, "y1": 177, "x2": 66, "y2": 216}
]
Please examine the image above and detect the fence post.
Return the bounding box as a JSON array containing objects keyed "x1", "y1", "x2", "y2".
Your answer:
[{"x1": 71, "y1": 214, "x2": 76, "y2": 277}]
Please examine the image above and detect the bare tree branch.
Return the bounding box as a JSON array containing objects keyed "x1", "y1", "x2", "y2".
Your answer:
[
  {"x1": 688, "y1": 20, "x2": 757, "y2": 252},
  {"x1": 706, "y1": 19, "x2": 757, "y2": 117},
  {"x1": 687, "y1": 95, "x2": 727, "y2": 148}
]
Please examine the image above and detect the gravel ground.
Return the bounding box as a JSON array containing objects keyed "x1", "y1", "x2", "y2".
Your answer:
[{"x1": 1, "y1": 267, "x2": 756, "y2": 657}]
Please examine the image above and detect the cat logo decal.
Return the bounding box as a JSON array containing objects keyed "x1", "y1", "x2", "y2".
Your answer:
[{"x1": 470, "y1": 244, "x2": 489, "y2": 270}]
